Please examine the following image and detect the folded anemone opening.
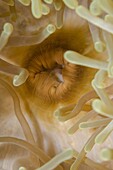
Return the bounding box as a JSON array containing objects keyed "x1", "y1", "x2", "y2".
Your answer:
[{"x1": 1, "y1": 0, "x2": 113, "y2": 170}]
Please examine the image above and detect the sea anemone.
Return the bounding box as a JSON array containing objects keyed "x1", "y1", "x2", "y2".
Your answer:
[{"x1": 0, "y1": 0, "x2": 113, "y2": 170}]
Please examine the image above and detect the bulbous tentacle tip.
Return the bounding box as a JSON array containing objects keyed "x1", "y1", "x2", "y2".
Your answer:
[
  {"x1": 13, "y1": 68, "x2": 29, "y2": 87},
  {"x1": 47, "y1": 24, "x2": 56, "y2": 34},
  {"x1": 19, "y1": 167, "x2": 27, "y2": 170},
  {"x1": 0, "y1": 22, "x2": 13, "y2": 51},
  {"x1": 100, "y1": 148, "x2": 113, "y2": 161}
]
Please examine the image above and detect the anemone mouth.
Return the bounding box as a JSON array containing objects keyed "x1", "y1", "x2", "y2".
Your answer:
[
  {"x1": 22, "y1": 20, "x2": 96, "y2": 106},
  {"x1": 25, "y1": 47, "x2": 83, "y2": 104}
]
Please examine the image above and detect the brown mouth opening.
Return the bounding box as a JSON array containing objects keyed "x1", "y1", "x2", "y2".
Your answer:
[{"x1": 26, "y1": 47, "x2": 82, "y2": 104}]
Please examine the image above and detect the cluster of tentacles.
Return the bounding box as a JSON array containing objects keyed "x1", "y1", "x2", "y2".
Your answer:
[{"x1": 1, "y1": 0, "x2": 113, "y2": 170}]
